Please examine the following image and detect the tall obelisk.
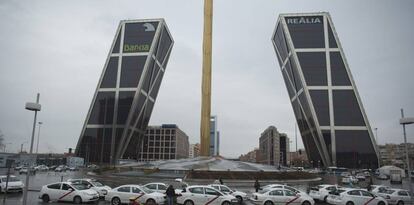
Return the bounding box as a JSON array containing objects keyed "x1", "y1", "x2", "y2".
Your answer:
[{"x1": 200, "y1": 0, "x2": 213, "y2": 156}]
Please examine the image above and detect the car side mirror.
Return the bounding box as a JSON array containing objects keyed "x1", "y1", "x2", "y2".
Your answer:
[{"x1": 68, "y1": 188, "x2": 73, "y2": 191}]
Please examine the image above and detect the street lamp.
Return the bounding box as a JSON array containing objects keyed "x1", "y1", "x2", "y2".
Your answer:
[
  {"x1": 36, "y1": 122, "x2": 43, "y2": 153},
  {"x1": 289, "y1": 140, "x2": 293, "y2": 167},
  {"x1": 399, "y1": 109, "x2": 414, "y2": 198},
  {"x1": 22, "y1": 93, "x2": 41, "y2": 205},
  {"x1": 374, "y1": 127, "x2": 381, "y2": 167}
]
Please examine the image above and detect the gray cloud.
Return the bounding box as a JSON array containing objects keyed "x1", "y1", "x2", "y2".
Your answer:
[{"x1": 0, "y1": 0, "x2": 413, "y2": 158}]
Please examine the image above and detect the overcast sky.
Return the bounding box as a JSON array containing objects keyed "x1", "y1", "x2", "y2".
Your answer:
[{"x1": 0, "y1": 0, "x2": 413, "y2": 158}]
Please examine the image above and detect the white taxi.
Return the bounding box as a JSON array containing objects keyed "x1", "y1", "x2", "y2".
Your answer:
[
  {"x1": 143, "y1": 182, "x2": 168, "y2": 193},
  {"x1": 309, "y1": 184, "x2": 342, "y2": 202},
  {"x1": 377, "y1": 189, "x2": 411, "y2": 205},
  {"x1": 68, "y1": 178, "x2": 111, "y2": 197},
  {"x1": 371, "y1": 185, "x2": 390, "y2": 195},
  {"x1": 106, "y1": 184, "x2": 165, "y2": 205},
  {"x1": 209, "y1": 184, "x2": 248, "y2": 203},
  {"x1": 262, "y1": 184, "x2": 307, "y2": 195},
  {"x1": 251, "y1": 188, "x2": 314, "y2": 205},
  {"x1": 39, "y1": 182, "x2": 99, "y2": 204},
  {"x1": 326, "y1": 188, "x2": 387, "y2": 205},
  {"x1": 0, "y1": 175, "x2": 24, "y2": 193},
  {"x1": 177, "y1": 185, "x2": 238, "y2": 205}
]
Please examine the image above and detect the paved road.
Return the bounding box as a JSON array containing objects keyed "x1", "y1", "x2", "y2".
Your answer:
[
  {"x1": 0, "y1": 170, "x2": 409, "y2": 205},
  {"x1": 1, "y1": 191, "x2": 331, "y2": 205}
]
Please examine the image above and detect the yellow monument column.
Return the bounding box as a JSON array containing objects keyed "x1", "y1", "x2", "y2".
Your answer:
[{"x1": 200, "y1": 0, "x2": 213, "y2": 156}]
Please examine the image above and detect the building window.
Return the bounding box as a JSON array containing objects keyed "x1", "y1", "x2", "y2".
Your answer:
[
  {"x1": 309, "y1": 90, "x2": 330, "y2": 126},
  {"x1": 297, "y1": 52, "x2": 327, "y2": 86},
  {"x1": 120, "y1": 56, "x2": 147, "y2": 88},
  {"x1": 333, "y1": 90, "x2": 365, "y2": 126},
  {"x1": 100, "y1": 57, "x2": 119, "y2": 88},
  {"x1": 330, "y1": 52, "x2": 351, "y2": 86},
  {"x1": 286, "y1": 16, "x2": 325, "y2": 48}
]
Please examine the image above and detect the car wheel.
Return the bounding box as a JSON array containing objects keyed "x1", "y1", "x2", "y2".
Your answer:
[
  {"x1": 146, "y1": 199, "x2": 156, "y2": 205},
  {"x1": 236, "y1": 196, "x2": 243, "y2": 204},
  {"x1": 323, "y1": 195, "x2": 328, "y2": 202},
  {"x1": 184, "y1": 200, "x2": 194, "y2": 205},
  {"x1": 111, "y1": 197, "x2": 121, "y2": 205},
  {"x1": 397, "y1": 201, "x2": 404, "y2": 205},
  {"x1": 346, "y1": 201, "x2": 354, "y2": 205},
  {"x1": 378, "y1": 201, "x2": 386, "y2": 205},
  {"x1": 73, "y1": 196, "x2": 82, "y2": 204},
  {"x1": 222, "y1": 201, "x2": 231, "y2": 205},
  {"x1": 42, "y1": 194, "x2": 50, "y2": 203},
  {"x1": 264, "y1": 200, "x2": 274, "y2": 205}
]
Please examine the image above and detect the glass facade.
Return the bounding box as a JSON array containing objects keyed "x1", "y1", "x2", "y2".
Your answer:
[
  {"x1": 76, "y1": 19, "x2": 174, "y2": 164},
  {"x1": 297, "y1": 52, "x2": 327, "y2": 86},
  {"x1": 209, "y1": 116, "x2": 219, "y2": 156},
  {"x1": 286, "y1": 16, "x2": 325, "y2": 48},
  {"x1": 272, "y1": 13, "x2": 378, "y2": 168}
]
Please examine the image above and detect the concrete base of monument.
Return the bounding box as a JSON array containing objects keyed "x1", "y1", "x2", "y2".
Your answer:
[{"x1": 89, "y1": 157, "x2": 321, "y2": 182}]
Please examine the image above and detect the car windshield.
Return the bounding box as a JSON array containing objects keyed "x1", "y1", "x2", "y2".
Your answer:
[
  {"x1": 2, "y1": 177, "x2": 20, "y2": 182},
  {"x1": 72, "y1": 184, "x2": 89, "y2": 190},
  {"x1": 90, "y1": 181, "x2": 104, "y2": 187},
  {"x1": 141, "y1": 186, "x2": 153, "y2": 193}
]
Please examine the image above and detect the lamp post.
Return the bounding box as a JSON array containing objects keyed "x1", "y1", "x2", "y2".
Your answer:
[
  {"x1": 22, "y1": 93, "x2": 41, "y2": 205},
  {"x1": 399, "y1": 108, "x2": 414, "y2": 198},
  {"x1": 36, "y1": 122, "x2": 43, "y2": 153},
  {"x1": 374, "y1": 127, "x2": 381, "y2": 167},
  {"x1": 289, "y1": 140, "x2": 293, "y2": 167}
]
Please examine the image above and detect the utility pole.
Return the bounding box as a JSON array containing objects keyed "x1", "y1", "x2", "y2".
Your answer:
[
  {"x1": 23, "y1": 93, "x2": 41, "y2": 205},
  {"x1": 400, "y1": 109, "x2": 413, "y2": 202},
  {"x1": 295, "y1": 123, "x2": 298, "y2": 162},
  {"x1": 374, "y1": 127, "x2": 380, "y2": 167},
  {"x1": 36, "y1": 122, "x2": 42, "y2": 153},
  {"x1": 200, "y1": 0, "x2": 213, "y2": 156}
]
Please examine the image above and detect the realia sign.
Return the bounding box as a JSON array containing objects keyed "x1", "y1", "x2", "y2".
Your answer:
[{"x1": 287, "y1": 16, "x2": 322, "y2": 24}]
